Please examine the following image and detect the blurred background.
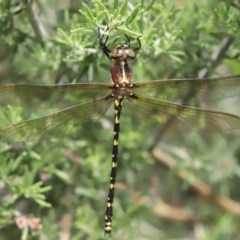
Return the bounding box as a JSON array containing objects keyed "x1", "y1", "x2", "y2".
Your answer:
[{"x1": 0, "y1": 0, "x2": 240, "y2": 239}]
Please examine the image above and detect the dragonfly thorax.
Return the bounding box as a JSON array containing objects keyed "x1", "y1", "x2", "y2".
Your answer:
[
  {"x1": 111, "y1": 85, "x2": 133, "y2": 99},
  {"x1": 111, "y1": 57, "x2": 133, "y2": 86},
  {"x1": 110, "y1": 45, "x2": 135, "y2": 86}
]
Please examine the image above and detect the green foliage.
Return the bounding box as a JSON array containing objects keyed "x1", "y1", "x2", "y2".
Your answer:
[{"x1": 0, "y1": 0, "x2": 240, "y2": 239}]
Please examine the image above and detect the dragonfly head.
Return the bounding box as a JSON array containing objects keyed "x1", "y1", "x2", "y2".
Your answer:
[
  {"x1": 98, "y1": 26, "x2": 141, "y2": 61},
  {"x1": 109, "y1": 45, "x2": 136, "y2": 61}
]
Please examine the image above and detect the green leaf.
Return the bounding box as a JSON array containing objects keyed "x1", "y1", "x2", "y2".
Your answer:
[
  {"x1": 70, "y1": 27, "x2": 92, "y2": 33},
  {"x1": 125, "y1": 3, "x2": 141, "y2": 26},
  {"x1": 79, "y1": 3, "x2": 95, "y2": 24},
  {"x1": 54, "y1": 169, "x2": 72, "y2": 184},
  {"x1": 21, "y1": 225, "x2": 29, "y2": 240},
  {"x1": 95, "y1": 0, "x2": 109, "y2": 13},
  {"x1": 34, "y1": 198, "x2": 52, "y2": 208},
  {"x1": 113, "y1": 0, "x2": 118, "y2": 12},
  {"x1": 56, "y1": 28, "x2": 73, "y2": 45},
  {"x1": 119, "y1": 0, "x2": 128, "y2": 16},
  {"x1": 117, "y1": 25, "x2": 142, "y2": 37}
]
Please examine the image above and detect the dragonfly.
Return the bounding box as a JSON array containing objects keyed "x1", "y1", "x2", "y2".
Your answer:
[{"x1": 1, "y1": 27, "x2": 240, "y2": 235}]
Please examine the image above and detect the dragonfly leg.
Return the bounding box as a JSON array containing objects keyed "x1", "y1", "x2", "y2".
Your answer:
[
  {"x1": 134, "y1": 36, "x2": 142, "y2": 51},
  {"x1": 124, "y1": 34, "x2": 142, "y2": 52},
  {"x1": 98, "y1": 25, "x2": 111, "y2": 58}
]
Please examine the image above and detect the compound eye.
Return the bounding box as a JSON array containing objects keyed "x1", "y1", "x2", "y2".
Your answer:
[
  {"x1": 126, "y1": 49, "x2": 135, "y2": 58},
  {"x1": 109, "y1": 49, "x2": 119, "y2": 59}
]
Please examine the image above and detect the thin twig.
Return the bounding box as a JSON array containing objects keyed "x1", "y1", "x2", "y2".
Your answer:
[
  {"x1": 198, "y1": 36, "x2": 235, "y2": 78},
  {"x1": 151, "y1": 146, "x2": 240, "y2": 215},
  {"x1": 25, "y1": 0, "x2": 48, "y2": 44}
]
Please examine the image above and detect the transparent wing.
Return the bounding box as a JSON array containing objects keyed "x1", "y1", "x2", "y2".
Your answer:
[
  {"x1": 132, "y1": 75, "x2": 240, "y2": 101},
  {"x1": 126, "y1": 94, "x2": 240, "y2": 132},
  {"x1": 0, "y1": 97, "x2": 113, "y2": 142},
  {"x1": 0, "y1": 83, "x2": 112, "y2": 115}
]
